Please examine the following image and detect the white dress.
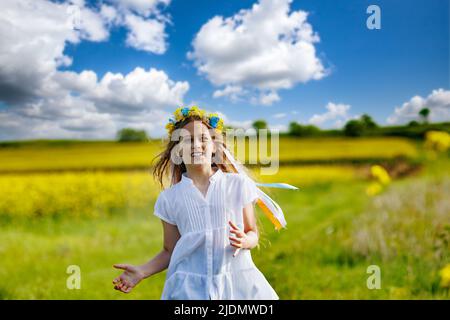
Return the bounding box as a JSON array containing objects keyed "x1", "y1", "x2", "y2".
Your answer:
[{"x1": 153, "y1": 168, "x2": 279, "y2": 300}]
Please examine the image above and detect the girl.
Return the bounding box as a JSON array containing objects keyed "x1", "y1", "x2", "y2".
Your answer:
[{"x1": 112, "y1": 106, "x2": 279, "y2": 299}]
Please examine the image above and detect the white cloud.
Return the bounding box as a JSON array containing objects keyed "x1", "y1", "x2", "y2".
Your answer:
[
  {"x1": 387, "y1": 89, "x2": 450, "y2": 124},
  {"x1": 97, "y1": 0, "x2": 171, "y2": 54},
  {"x1": 0, "y1": 0, "x2": 187, "y2": 140},
  {"x1": 0, "y1": 98, "x2": 119, "y2": 140},
  {"x1": 308, "y1": 102, "x2": 351, "y2": 128},
  {"x1": 188, "y1": 0, "x2": 326, "y2": 105},
  {"x1": 55, "y1": 67, "x2": 189, "y2": 113},
  {"x1": 124, "y1": 13, "x2": 167, "y2": 54},
  {"x1": 110, "y1": 0, "x2": 171, "y2": 17},
  {"x1": 2, "y1": 93, "x2": 173, "y2": 140},
  {"x1": 106, "y1": 0, "x2": 171, "y2": 53},
  {"x1": 212, "y1": 85, "x2": 245, "y2": 102},
  {"x1": 254, "y1": 91, "x2": 280, "y2": 106},
  {"x1": 0, "y1": 0, "x2": 90, "y2": 104},
  {"x1": 77, "y1": 5, "x2": 110, "y2": 41},
  {"x1": 99, "y1": 4, "x2": 118, "y2": 24}
]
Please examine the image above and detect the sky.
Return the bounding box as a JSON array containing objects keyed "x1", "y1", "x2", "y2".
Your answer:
[{"x1": 0, "y1": 0, "x2": 448, "y2": 140}]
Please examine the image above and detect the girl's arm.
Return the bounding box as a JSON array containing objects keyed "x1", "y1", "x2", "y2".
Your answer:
[
  {"x1": 229, "y1": 202, "x2": 259, "y2": 253},
  {"x1": 138, "y1": 221, "x2": 181, "y2": 278},
  {"x1": 242, "y1": 201, "x2": 259, "y2": 249},
  {"x1": 113, "y1": 220, "x2": 181, "y2": 293}
]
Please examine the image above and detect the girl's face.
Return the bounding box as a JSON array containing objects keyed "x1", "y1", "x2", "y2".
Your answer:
[{"x1": 178, "y1": 120, "x2": 216, "y2": 166}]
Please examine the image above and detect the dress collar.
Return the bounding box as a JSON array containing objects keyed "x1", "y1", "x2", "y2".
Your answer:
[{"x1": 181, "y1": 167, "x2": 223, "y2": 185}]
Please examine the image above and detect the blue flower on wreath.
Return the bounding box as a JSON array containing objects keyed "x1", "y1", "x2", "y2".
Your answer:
[
  {"x1": 209, "y1": 116, "x2": 220, "y2": 128},
  {"x1": 181, "y1": 107, "x2": 190, "y2": 117}
]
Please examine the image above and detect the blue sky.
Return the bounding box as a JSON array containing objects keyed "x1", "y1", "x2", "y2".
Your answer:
[{"x1": 0, "y1": 0, "x2": 448, "y2": 139}]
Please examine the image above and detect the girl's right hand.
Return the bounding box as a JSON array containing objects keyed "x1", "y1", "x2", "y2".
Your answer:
[{"x1": 112, "y1": 264, "x2": 145, "y2": 293}]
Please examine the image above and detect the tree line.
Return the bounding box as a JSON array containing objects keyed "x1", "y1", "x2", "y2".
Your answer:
[{"x1": 117, "y1": 107, "x2": 449, "y2": 142}]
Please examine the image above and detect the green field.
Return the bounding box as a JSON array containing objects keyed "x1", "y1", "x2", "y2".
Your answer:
[{"x1": 0, "y1": 137, "x2": 449, "y2": 299}]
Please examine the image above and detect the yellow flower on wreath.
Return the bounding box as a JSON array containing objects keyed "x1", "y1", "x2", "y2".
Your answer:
[
  {"x1": 173, "y1": 106, "x2": 184, "y2": 122},
  {"x1": 165, "y1": 122, "x2": 175, "y2": 135},
  {"x1": 165, "y1": 106, "x2": 225, "y2": 137}
]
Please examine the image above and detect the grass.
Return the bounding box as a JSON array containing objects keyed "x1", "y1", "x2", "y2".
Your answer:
[
  {"x1": 0, "y1": 159, "x2": 449, "y2": 299},
  {"x1": 257, "y1": 161, "x2": 450, "y2": 299},
  {"x1": 0, "y1": 209, "x2": 167, "y2": 299}
]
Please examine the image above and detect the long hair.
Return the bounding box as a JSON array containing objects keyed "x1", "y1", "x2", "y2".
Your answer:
[{"x1": 151, "y1": 115, "x2": 269, "y2": 249}]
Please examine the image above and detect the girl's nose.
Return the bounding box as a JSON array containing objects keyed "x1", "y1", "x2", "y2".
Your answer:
[
  {"x1": 192, "y1": 139, "x2": 205, "y2": 150},
  {"x1": 192, "y1": 142, "x2": 202, "y2": 150}
]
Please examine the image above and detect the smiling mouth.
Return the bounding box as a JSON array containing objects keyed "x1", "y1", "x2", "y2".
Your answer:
[{"x1": 191, "y1": 152, "x2": 205, "y2": 157}]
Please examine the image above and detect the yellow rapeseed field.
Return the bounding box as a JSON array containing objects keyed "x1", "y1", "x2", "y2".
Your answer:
[
  {"x1": 0, "y1": 171, "x2": 159, "y2": 219},
  {"x1": 0, "y1": 166, "x2": 357, "y2": 219},
  {"x1": 0, "y1": 137, "x2": 418, "y2": 173},
  {"x1": 275, "y1": 137, "x2": 418, "y2": 161}
]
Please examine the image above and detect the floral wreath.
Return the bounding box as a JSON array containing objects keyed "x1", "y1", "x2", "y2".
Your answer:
[{"x1": 165, "y1": 106, "x2": 224, "y2": 136}]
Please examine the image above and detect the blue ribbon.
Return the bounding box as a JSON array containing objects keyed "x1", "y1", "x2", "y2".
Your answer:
[{"x1": 255, "y1": 182, "x2": 299, "y2": 190}]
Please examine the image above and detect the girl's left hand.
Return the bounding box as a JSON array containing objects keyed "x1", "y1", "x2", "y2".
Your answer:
[{"x1": 228, "y1": 220, "x2": 250, "y2": 257}]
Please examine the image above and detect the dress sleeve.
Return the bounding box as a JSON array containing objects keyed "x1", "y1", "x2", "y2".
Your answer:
[
  {"x1": 239, "y1": 174, "x2": 260, "y2": 208},
  {"x1": 153, "y1": 191, "x2": 177, "y2": 225}
]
